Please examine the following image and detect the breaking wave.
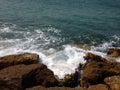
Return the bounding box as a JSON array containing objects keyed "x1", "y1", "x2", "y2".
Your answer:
[{"x1": 0, "y1": 22, "x2": 120, "y2": 78}]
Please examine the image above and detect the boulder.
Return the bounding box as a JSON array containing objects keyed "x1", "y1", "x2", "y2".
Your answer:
[
  {"x1": 87, "y1": 84, "x2": 108, "y2": 90},
  {"x1": 104, "y1": 75, "x2": 120, "y2": 90},
  {"x1": 59, "y1": 71, "x2": 79, "y2": 87},
  {"x1": 0, "y1": 53, "x2": 39, "y2": 69},
  {"x1": 107, "y1": 48, "x2": 120, "y2": 58},
  {"x1": 80, "y1": 61, "x2": 120, "y2": 87},
  {"x1": 0, "y1": 64, "x2": 58, "y2": 90},
  {"x1": 84, "y1": 53, "x2": 108, "y2": 62},
  {"x1": 26, "y1": 86, "x2": 86, "y2": 90}
]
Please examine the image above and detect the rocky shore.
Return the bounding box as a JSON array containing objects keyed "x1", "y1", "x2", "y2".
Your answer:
[{"x1": 0, "y1": 48, "x2": 120, "y2": 90}]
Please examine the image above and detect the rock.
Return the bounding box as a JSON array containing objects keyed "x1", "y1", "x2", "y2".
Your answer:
[
  {"x1": 80, "y1": 61, "x2": 120, "y2": 87},
  {"x1": 87, "y1": 84, "x2": 108, "y2": 90},
  {"x1": 59, "y1": 71, "x2": 79, "y2": 87},
  {"x1": 84, "y1": 53, "x2": 108, "y2": 62},
  {"x1": 107, "y1": 48, "x2": 120, "y2": 58},
  {"x1": 0, "y1": 64, "x2": 58, "y2": 90},
  {"x1": 0, "y1": 53, "x2": 39, "y2": 69},
  {"x1": 74, "y1": 44, "x2": 91, "y2": 50},
  {"x1": 104, "y1": 75, "x2": 120, "y2": 90},
  {"x1": 26, "y1": 86, "x2": 86, "y2": 90}
]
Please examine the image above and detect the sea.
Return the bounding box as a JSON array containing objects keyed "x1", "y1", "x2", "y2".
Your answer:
[{"x1": 0, "y1": 0, "x2": 120, "y2": 78}]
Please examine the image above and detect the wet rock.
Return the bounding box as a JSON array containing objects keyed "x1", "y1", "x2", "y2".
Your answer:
[
  {"x1": 26, "y1": 86, "x2": 86, "y2": 90},
  {"x1": 84, "y1": 53, "x2": 108, "y2": 62},
  {"x1": 104, "y1": 75, "x2": 120, "y2": 90},
  {"x1": 87, "y1": 84, "x2": 108, "y2": 90},
  {"x1": 0, "y1": 53, "x2": 39, "y2": 69},
  {"x1": 107, "y1": 48, "x2": 120, "y2": 58},
  {"x1": 0, "y1": 64, "x2": 58, "y2": 90},
  {"x1": 80, "y1": 61, "x2": 120, "y2": 87},
  {"x1": 59, "y1": 71, "x2": 79, "y2": 87},
  {"x1": 74, "y1": 44, "x2": 91, "y2": 50}
]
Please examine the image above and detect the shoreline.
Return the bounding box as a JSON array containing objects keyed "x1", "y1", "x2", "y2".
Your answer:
[{"x1": 0, "y1": 47, "x2": 120, "y2": 90}]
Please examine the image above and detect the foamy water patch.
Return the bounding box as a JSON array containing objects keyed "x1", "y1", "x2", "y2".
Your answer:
[
  {"x1": 116, "y1": 58, "x2": 120, "y2": 62},
  {"x1": 38, "y1": 45, "x2": 87, "y2": 79}
]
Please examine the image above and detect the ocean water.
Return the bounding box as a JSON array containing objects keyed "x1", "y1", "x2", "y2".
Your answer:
[{"x1": 0, "y1": 0, "x2": 120, "y2": 78}]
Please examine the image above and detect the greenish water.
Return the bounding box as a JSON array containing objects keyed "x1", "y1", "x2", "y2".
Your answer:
[
  {"x1": 0, "y1": 0, "x2": 120, "y2": 49},
  {"x1": 0, "y1": 0, "x2": 120, "y2": 78}
]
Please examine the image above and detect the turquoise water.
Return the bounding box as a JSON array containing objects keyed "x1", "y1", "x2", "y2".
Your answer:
[
  {"x1": 0, "y1": 0, "x2": 120, "y2": 78},
  {"x1": 0, "y1": 0, "x2": 120, "y2": 49}
]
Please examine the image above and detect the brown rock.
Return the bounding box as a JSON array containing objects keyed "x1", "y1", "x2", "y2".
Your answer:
[
  {"x1": 84, "y1": 53, "x2": 108, "y2": 62},
  {"x1": 80, "y1": 61, "x2": 120, "y2": 87},
  {"x1": 87, "y1": 84, "x2": 108, "y2": 90},
  {"x1": 26, "y1": 86, "x2": 86, "y2": 90},
  {"x1": 104, "y1": 75, "x2": 120, "y2": 90},
  {"x1": 59, "y1": 71, "x2": 79, "y2": 87},
  {"x1": 0, "y1": 53, "x2": 39, "y2": 69},
  {"x1": 0, "y1": 64, "x2": 58, "y2": 90},
  {"x1": 107, "y1": 48, "x2": 120, "y2": 58}
]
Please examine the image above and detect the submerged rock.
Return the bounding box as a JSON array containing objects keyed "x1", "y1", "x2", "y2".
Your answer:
[
  {"x1": 80, "y1": 53, "x2": 120, "y2": 87},
  {"x1": 0, "y1": 53, "x2": 39, "y2": 69},
  {"x1": 0, "y1": 64, "x2": 58, "y2": 90},
  {"x1": 107, "y1": 48, "x2": 120, "y2": 58},
  {"x1": 74, "y1": 44, "x2": 91, "y2": 50},
  {"x1": 104, "y1": 75, "x2": 120, "y2": 90}
]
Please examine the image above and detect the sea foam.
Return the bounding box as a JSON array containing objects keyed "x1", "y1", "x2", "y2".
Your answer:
[{"x1": 0, "y1": 22, "x2": 120, "y2": 79}]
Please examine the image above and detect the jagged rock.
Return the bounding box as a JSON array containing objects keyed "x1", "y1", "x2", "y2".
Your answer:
[
  {"x1": 104, "y1": 75, "x2": 120, "y2": 90},
  {"x1": 80, "y1": 54, "x2": 120, "y2": 87},
  {"x1": 87, "y1": 84, "x2": 108, "y2": 90},
  {"x1": 84, "y1": 53, "x2": 108, "y2": 62},
  {"x1": 107, "y1": 48, "x2": 120, "y2": 58},
  {"x1": 0, "y1": 53, "x2": 39, "y2": 69},
  {"x1": 0, "y1": 64, "x2": 58, "y2": 90},
  {"x1": 26, "y1": 86, "x2": 86, "y2": 90},
  {"x1": 59, "y1": 71, "x2": 79, "y2": 87}
]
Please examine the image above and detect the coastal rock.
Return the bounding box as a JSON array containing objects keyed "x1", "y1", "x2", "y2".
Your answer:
[
  {"x1": 59, "y1": 71, "x2": 79, "y2": 87},
  {"x1": 0, "y1": 53, "x2": 39, "y2": 69},
  {"x1": 84, "y1": 53, "x2": 108, "y2": 62},
  {"x1": 104, "y1": 75, "x2": 120, "y2": 90},
  {"x1": 107, "y1": 48, "x2": 120, "y2": 58},
  {"x1": 80, "y1": 61, "x2": 120, "y2": 87},
  {"x1": 87, "y1": 84, "x2": 108, "y2": 90},
  {"x1": 0, "y1": 64, "x2": 58, "y2": 90},
  {"x1": 26, "y1": 86, "x2": 86, "y2": 90}
]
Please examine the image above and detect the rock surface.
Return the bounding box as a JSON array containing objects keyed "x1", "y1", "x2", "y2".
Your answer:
[
  {"x1": 0, "y1": 53, "x2": 39, "y2": 70},
  {"x1": 84, "y1": 53, "x2": 108, "y2": 62},
  {"x1": 104, "y1": 75, "x2": 120, "y2": 90},
  {"x1": 59, "y1": 71, "x2": 79, "y2": 87},
  {"x1": 0, "y1": 64, "x2": 58, "y2": 90},
  {"x1": 107, "y1": 48, "x2": 120, "y2": 58},
  {"x1": 87, "y1": 84, "x2": 108, "y2": 90},
  {"x1": 81, "y1": 53, "x2": 120, "y2": 87},
  {"x1": 26, "y1": 86, "x2": 86, "y2": 90}
]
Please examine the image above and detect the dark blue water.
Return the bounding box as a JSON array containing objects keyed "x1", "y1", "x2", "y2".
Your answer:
[{"x1": 0, "y1": 0, "x2": 120, "y2": 49}]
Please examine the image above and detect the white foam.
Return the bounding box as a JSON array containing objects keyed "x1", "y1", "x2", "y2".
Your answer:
[
  {"x1": 0, "y1": 22, "x2": 120, "y2": 79},
  {"x1": 116, "y1": 58, "x2": 120, "y2": 62},
  {"x1": 37, "y1": 45, "x2": 86, "y2": 79}
]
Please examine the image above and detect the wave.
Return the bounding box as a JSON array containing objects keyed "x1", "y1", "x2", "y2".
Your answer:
[{"x1": 0, "y1": 22, "x2": 120, "y2": 79}]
